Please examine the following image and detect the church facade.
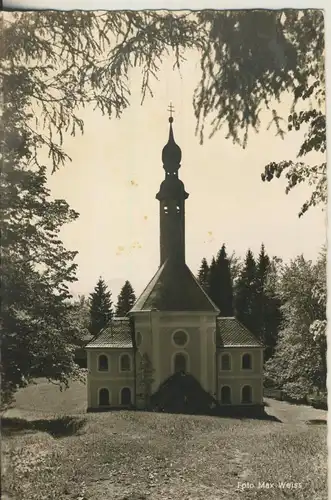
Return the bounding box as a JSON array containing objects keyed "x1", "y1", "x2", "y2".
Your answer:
[{"x1": 86, "y1": 114, "x2": 264, "y2": 412}]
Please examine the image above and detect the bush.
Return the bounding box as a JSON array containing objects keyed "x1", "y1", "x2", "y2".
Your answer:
[
  {"x1": 307, "y1": 393, "x2": 328, "y2": 410},
  {"x1": 150, "y1": 372, "x2": 219, "y2": 415},
  {"x1": 282, "y1": 380, "x2": 313, "y2": 404}
]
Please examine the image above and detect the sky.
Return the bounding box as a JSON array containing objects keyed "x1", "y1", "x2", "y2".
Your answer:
[{"x1": 45, "y1": 51, "x2": 326, "y2": 302}]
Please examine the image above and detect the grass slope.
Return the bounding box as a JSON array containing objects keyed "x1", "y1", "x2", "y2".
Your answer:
[{"x1": 2, "y1": 377, "x2": 327, "y2": 500}]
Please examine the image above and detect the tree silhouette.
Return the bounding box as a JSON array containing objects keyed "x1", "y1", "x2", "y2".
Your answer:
[
  {"x1": 2, "y1": 10, "x2": 325, "y2": 214},
  {"x1": 115, "y1": 280, "x2": 136, "y2": 316},
  {"x1": 89, "y1": 278, "x2": 113, "y2": 335},
  {"x1": 209, "y1": 245, "x2": 234, "y2": 316},
  {"x1": 197, "y1": 258, "x2": 210, "y2": 293},
  {"x1": 235, "y1": 249, "x2": 259, "y2": 334}
]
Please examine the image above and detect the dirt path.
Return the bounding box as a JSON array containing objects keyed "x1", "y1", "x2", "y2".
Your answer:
[{"x1": 264, "y1": 397, "x2": 327, "y2": 424}]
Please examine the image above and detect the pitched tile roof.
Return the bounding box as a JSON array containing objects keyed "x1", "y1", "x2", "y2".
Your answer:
[
  {"x1": 130, "y1": 258, "x2": 219, "y2": 313},
  {"x1": 85, "y1": 317, "x2": 262, "y2": 349},
  {"x1": 217, "y1": 317, "x2": 263, "y2": 348},
  {"x1": 85, "y1": 317, "x2": 133, "y2": 348}
]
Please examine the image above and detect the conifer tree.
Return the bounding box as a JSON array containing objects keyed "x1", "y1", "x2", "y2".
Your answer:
[
  {"x1": 115, "y1": 281, "x2": 136, "y2": 317},
  {"x1": 209, "y1": 244, "x2": 234, "y2": 316},
  {"x1": 208, "y1": 257, "x2": 218, "y2": 304},
  {"x1": 234, "y1": 249, "x2": 259, "y2": 334},
  {"x1": 89, "y1": 278, "x2": 113, "y2": 335},
  {"x1": 256, "y1": 245, "x2": 282, "y2": 360},
  {"x1": 217, "y1": 245, "x2": 234, "y2": 316},
  {"x1": 197, "y1": 258, "x2": 210, "y2": 292}
]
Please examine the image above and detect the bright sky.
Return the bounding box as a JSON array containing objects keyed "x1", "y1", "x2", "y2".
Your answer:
[{"x1": 46, "y1": 52, "x2": 326, "y2": 302}]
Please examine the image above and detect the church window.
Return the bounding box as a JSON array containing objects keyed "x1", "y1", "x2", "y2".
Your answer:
[
  {"x1": 174, "y1": 353, "x2": 187, "y2": 373},
  {"x1": 98, "y1": 354, "x2": 109, "y2": 371},
  {"x1": 220, "y1": 353, "x2": 231, "y2": 371},
  {"x1": 241, "y1": 385, "x2": 252, "y2": 404},
  {"x1": 220, "y1": 386, "x2": 231, "y2": 404},
  {"x1": 120, "y1": 387, "x2": 132, "y2": 405},
  {"x1": 176, "y1": 205, "x2": 180, "y2": 214},
  {"x1": 172, "y1": 330, "x2": 188, "y2": 347},
  {"x1": 99, "y1": 388, "x2": 110, "y2": 406},
  {"x1": 120, "y1": 354, "x2": 131, "y2": 372},
  {"x1": 163, "y1": 205, "x2": 169, "y2": 214},
  {"x1": 242, "y1": 353, "x2": 252, "y2": 370}
]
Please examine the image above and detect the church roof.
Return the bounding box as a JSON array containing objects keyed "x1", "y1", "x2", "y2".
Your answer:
[
  {"x1": 85, "y1": 316, "x2": 262, "y2": 349},
  {"x1": 85, "y1": 317, "x2": 132, "y2": 348},
  {"x1": 216, "y1": 317, "x2": 263, "y2": 348},
  {"x1": 130, "y1": 258, "x2": 219, "y2": 313}
]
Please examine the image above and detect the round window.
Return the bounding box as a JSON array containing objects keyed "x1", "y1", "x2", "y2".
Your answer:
[
  {"x1": 136, "y1": 331, "x2": 142, "y2": 347},
  {"x1": 173, "y1": 330, "x2": 188, "y2": 346}
]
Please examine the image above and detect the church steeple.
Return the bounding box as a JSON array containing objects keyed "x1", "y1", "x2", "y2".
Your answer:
[
  {"x1": 161, "y1": 116, "x2": 182, "y2": 172},
  {"x1": 156, "y1": 106, "x2": 189, "y2": 266}
]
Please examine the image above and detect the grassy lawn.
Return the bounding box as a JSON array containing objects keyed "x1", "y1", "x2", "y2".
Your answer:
[{"x1": 2, "y1": 377, "x2": 327, "y2": 500}]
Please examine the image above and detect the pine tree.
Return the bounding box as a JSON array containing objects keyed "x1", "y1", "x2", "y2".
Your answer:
[
  {"x1": 255, "y1": 244, "x2": 281, "y2": 360},
  {"x1": 234, "y1": 249, "x2": 258, "y2": 334},
  {"x1": 89, "y1": 278, "x2": 113, "y2": 335},
  {"x1": 208, "y1": 257, "x2": 218, "y2": 304},
  {"x1": 197, "y1": 258, "x2": 210, "y2": 292},
  {"x1": 208, "y1": 245, "x2": 234, "y2": 316},
  {"x1": 216, "y1": 245, "x2": 234, "y2": 316},
  {"x1": 255, "y1": 244, "x2": 270, "y2": 342},
  {"x1": 115, "y1": 281, "x2": 136, "y2": 317}
]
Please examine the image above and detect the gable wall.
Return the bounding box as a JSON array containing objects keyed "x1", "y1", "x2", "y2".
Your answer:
[{"x1": 133, "y1": 312, "x2": 218, "y2": 395}]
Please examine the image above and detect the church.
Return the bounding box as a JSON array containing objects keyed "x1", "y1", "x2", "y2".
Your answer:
[{"x1": 86, "y1": 111, "x2": 264, "y2": 413}]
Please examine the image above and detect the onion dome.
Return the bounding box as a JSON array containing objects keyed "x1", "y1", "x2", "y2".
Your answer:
[{"x1": 161, "y1": 117, "x2": 182, "y2": 173}]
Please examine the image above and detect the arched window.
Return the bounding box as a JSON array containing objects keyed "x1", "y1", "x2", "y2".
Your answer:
[
  {"x1": 99, "y1": 388, "x2": 110, "y2": 406},
  {"x1": 120, "y1": 387, "x2": 131, "y2": 405},
  {"x1": 242, "y1": 353, "x2": 252, "y2": 370},
  {"x1": 220, "y1": 386, "x2": 231, "y2": 404},
  {"x1": 221, "y1": 353, "x2": 231, "y2": 371},
  {"x1": 172, "y1": 330, "x2": 188, "y2": 347},
  {"x1": 242, "y1": 385, "x2": 252, "y2": 404},
  {"x1": 174, "y1": 353, "x2": 187, "y2": 373},
  {"x1": 98, "y1": 354, "x2": 109, "y2": 371},
  {"x1": 120, "y1": 354, "x2": 131, "y2": 372}
]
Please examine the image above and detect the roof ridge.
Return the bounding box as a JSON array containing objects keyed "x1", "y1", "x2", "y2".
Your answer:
[
  {"x1": 186, "y1": 265, "x2": 220, "y2": 313},
  {"x1": 130, "y1": 260, "x2": 167, "y2": 312}
]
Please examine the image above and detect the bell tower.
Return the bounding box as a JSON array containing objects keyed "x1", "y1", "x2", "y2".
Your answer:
[{"x1": 156, "y1": 104, "x2": 189, "y2": 265}]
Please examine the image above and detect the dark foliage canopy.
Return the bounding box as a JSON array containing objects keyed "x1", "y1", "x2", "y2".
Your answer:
[
  {"x1": 208, "y1": 245, "x2": 234, "y2": 316},
  {"x1": 115, "y1": 280, "x2": 136, "y2": 317},
  {"x1": 2, "y1": 10, "x2": 325, "y2": 215},
  {"x1": 89, "y1": 278, "x2": 113, "y2": 335},
  {"x1": 150, "y1": 372, "x2": 218, "y2": 414}
]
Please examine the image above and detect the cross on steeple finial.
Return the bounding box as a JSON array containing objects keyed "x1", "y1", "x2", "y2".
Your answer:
[{"x1": 168, "y1": 102, "x2": 175, "y2": 123}]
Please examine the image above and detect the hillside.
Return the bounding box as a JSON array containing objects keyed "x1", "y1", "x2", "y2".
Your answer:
[{"x1": 2, "y1": 378, "x2": 327, "y2": 500}]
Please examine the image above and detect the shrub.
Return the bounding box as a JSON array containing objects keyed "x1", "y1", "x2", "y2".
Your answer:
[{"x1": 150, "y1": 372, "x2": 219, "y2": 415}]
